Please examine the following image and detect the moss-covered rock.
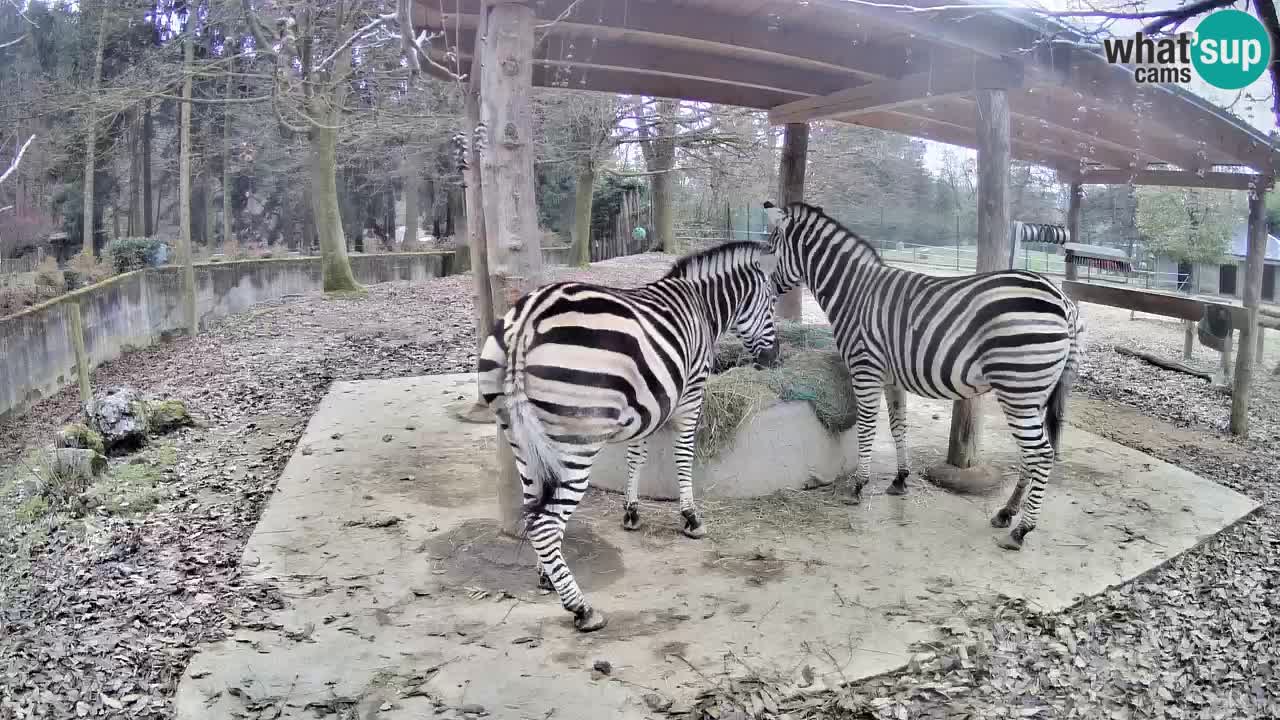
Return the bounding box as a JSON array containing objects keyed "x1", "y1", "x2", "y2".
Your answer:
[
  {"x1": 149, "y1": 398, "x2": 193, "y2": 434},
  {"x1": 85, "y1": 387, "x2": 149, "y2": 454},
  {"x1": 55, "y1": 423, "x2": 106, "y2": 455}
]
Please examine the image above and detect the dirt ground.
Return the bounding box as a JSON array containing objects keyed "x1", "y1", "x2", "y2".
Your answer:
[{"x1": 1, "y1": 255, "x2": 1278, "y2": 719}]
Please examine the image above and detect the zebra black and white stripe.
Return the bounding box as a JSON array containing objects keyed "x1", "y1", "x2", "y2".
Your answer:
[
  {"x1": 476, "y1": 241, "x2": 781, "y2": 631},
  {"x1": 762, "y1": 201, "x2": 1085, "y2": 550}
]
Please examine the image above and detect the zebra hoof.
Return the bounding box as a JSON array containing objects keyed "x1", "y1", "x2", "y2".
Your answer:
[
  {"x1": 841, "y1": 491, "x2": 862, "y2": 506},
  {"x1": 537, "y1": 570, "x2": 553, "y2": 591},
  {"x1": 680, "y1": 511, "x2": 706, "y2": 540},
  {"x1": 886, "y1": 470, "x2": 909, "y2": 495},
  {"x1": 995, "y1": 528, "x2": 1027, "y2": 551},
  {"x1": 622, "y1": 505, "x2": 641, "y2": 531},
  {"x1": 574, "y1": 607, "x2": 608, "y2": 632},
  {"x1": 990, "y1": 508, "x2": 1015, "y2": 529}
]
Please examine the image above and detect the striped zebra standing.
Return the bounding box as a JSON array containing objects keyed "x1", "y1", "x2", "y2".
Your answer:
[
  {"x1": 761, "y1": 201, "x2": 1085, "y2": 551},
  {"x1": 476, "y1": 241, "x2": 781, "y2": 631}
]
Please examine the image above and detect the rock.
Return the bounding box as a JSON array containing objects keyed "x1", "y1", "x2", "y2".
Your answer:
[
  {"x1": 149, "y1": 399, "x2": 194, "y2": 434},
  {"x1": 85, "y1": 387, "x2": 149, "y2": 454},
  {"x1": 56, "y1": 423, "x2": 105, "y2": 455},
  {"x1": 50, "y1": 448, "x2": 108, "y2": 490},
  {"x1": 592, "y1": 659, "x2": 612, "y2": 675}
]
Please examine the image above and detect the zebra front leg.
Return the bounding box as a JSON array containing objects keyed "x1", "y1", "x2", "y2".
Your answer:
[
  {"x1": 884, "y1": 384, "x2": 911, "y2": 496},
  {"x1": 524, "y1": 450, "x2": 607, "y2": 631},
  {"x1": 670, "y1": 407, "x2": 706, "y2": 539},
  {"x1": 991, "y1": 393, "x2": 1055, "y2": 550},
  {"x1": 622, "y1": 440, "x2": 648, "y2": 531},
  {"x1": 844, "y1": 378, "x2": 883, "y2": 505}
]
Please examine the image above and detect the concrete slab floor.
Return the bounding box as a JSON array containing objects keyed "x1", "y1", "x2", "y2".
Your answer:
[{"x1": 175, "y1": 374, "x2": 1258, "y2": 720}]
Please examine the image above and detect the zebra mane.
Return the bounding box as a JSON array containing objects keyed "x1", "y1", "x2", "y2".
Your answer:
[
  {"x1": 662, "y1": 240, "x2": 769, "y2": 281},
  {"x1": 785, "y1": 202, "x2": 884, "y2": 265}
]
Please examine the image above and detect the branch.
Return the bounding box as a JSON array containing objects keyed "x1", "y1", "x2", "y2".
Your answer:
[
  {"x1": 0, "y1": 134, "x2": 35, "y2": 185},
  {"x1": 240, "y1": 0, "x2": 279, "y2": 59},
  {"x1": 315, "y1": 12, "x2": 396, "y2": 71},
  {"x1": 1141, "y1": 0, "x2": 1238, "y2": 33},
  {"x1": 0, "y1": 34, "x2": 23, "y2": 50}
]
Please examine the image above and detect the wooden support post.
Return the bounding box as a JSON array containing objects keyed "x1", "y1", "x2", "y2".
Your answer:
[
  {"x1": 66, "y1": 302, "x2": 91, "y2": 406},
  {"x1": 1257, "y1": 327, "x2": 1266, "y2": 364},
  {"x1": 1064, "y1": 182, "x2": 1082, "y2": 281},
  {"x1": 776, "y1": 122, "x2": 808, "y2": 322},
  {"x1": 946, "y1": 89, "x2": 1010, "y2": 470},
  {"x1": 1220, "y1": 329, "x2": 1234, "y2": 382},
  {"x1": 1230, "y1": 189, "x2": 1268, "y2": 436},
  {"x1": 480, "y1": 0, "x2": 543, "y2": 536},
  {"x1": 1183, "y1": 319, "x2": 1195, "y2": 361}
]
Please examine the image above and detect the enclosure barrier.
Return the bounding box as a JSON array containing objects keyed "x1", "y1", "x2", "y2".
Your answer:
[{"x1": 0, "y1": 251, "x2": 470, "y2": 421}]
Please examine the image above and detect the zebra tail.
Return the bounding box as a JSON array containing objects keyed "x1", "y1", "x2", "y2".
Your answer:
[
  {"x1": 505, "y1": 331, "x2": 564, "y2": 520},
  {"x1": 1047, "y1": 305, "x2": 1085, "y2": 459}
]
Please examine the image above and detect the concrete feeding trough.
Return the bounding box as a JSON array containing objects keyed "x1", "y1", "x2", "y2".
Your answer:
[{"x1": 594, "y1": 399, "x2": 858, "y2": 499}]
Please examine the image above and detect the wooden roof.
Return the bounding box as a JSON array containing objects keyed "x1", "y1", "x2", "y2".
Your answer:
[{"x1": 415, "y1": 0, "x2": 1280, "y2": 188}]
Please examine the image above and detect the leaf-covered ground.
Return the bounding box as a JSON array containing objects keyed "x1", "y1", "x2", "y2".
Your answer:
[{"x1": 1, "y1": 257, "x2": 1278, "y2": 719}]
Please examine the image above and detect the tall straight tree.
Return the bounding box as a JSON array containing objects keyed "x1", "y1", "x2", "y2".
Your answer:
[
  {"x1": 81, "y1": 2, "x2": 108, "y2": 256},
  {"x1": 177, "y1": 24, "x2": 197, "y2": 336}
]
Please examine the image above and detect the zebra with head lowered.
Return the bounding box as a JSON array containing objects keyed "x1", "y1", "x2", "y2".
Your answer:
[
  {"x1": 761, "y1": 201, "x2": 1085, "y2": 551},
  {"x1": 476, "y1": 241, "x2": 781, "y2": 631}
]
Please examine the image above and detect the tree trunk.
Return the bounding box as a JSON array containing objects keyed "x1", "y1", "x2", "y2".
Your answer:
[
  {"x1": 636, "y1": 98, "x2": 678, "y2": 253},
  {"x1": 402, "y1": 152, "x2": 420, "y2": 246},
  {"x1": 776, "y1": 122, "x2": 808, "y2": 321},
  {"x1": 310, "y1": 123, "x2": 360, "y2": 291},
  {"x1": 143, "y1": 99, "x2": 154, "y2": 237},
  {"x1": 651, "y1": 170, "x2": 674, "y2": 252},
  {"x1": 306, "y1": 11, "x2": 360, "y2": 292},
  {"x1": 202, "y1": 171, "x2": 216, "y2": 251},
  {"x1": 222, "y1": 72, "x2": 233, "y2": 248},
  {"x1": 479, "y1": 1, "x2": 542, "y2": 536},
  {"x1": 571, "y1": 156, "x2": 594, "y2": 267},
  {"x1": 177, "y1": 31, "x2": 198, "y2": 336},
  {"x1": 81, "y1": 7, "x2": 108, "y2": 256},
  {"x1": 128, "y1": 109, "x2": 141, "y2": 237},
  {"x1": 946, "y1": 88, "x2": 1010, "y2": 470}
]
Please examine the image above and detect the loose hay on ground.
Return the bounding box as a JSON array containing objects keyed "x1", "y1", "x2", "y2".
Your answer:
[{"x1": 698, "y1": 322, "x2": 855, "y2": 461}]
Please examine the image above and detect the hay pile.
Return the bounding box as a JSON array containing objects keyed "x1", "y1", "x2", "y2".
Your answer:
[{"x1": 697, "y1": 322, "x2": 856, "y2": 460}]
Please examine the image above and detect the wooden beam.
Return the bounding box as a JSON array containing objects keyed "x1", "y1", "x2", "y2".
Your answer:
[
  {"x1": 1025, "y1": 57, "x2": 1280, "y2": 175},
  {"x1": 442, "y1": 31, "x2": 863, "y2": 101},
  {"x1": 1230, "y1": 191, "x2": 1268, "y2": 436},
  {"x1": 768, "y1": 58, "x2": 1022, "y2": 125},
  {"x1": 427, "y1": 0, "x2": 914, "y2": 82},
  {"x1": 947, "y1": 88, "x2": 1010, "y2": 471},
  {"x1": 1062, "y1": 281, "x2": 1206, "y2": 321},
  {"x1": 776, "y1": 122, "x2": 808, "y2": 322},
  {"x1": 851, "y1": 111, "x2": 1080, "y2": 172},
  {"x1": 1065, "y1": 182, "x2": 1082, "y2": 281},
  {"x1": 530, "y1": 65, "x2": 805, "y2": 110},
  {"x1": 1069, "y1": 169, "x2": 1273, "y2": 191},
  {"x1": 480, "y1": 1, "x2": 542, "y2": 536},
  {"x1": 1006, "y1": 87, "x2": 1205, "y2": 171}
]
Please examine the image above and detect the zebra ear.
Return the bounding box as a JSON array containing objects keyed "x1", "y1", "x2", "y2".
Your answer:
[{"x1": 756, "y1": 251, "x2": 780, "y2": 276}]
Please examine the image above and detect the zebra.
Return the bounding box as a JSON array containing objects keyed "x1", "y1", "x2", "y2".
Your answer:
[
  {"x1": 476, "y1": 241, "x2": 781, "y2": 631},
  {"x1": 761, "y1": 201, "x2": 1085, "y2": 551}
]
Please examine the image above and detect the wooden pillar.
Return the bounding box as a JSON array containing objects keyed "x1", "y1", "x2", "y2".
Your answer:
[
  {"x1": 1183, "y1": 319, "x2": 1195, "y2": 361},
  {"x1": 946, "y1": 89, "x2": 1010, "y2": 469},
  {"x1": 775, "y1": 122, "x2": 808, "y2": 322},
  {"x1": 480, "y1": 1, "x2": 542, "y2": 535},
  {"x1": 1230, "y1": 188, "x2": 1268, "y2": 436},
  {"x1": 1257, "y1": 327, "x2": 1266, "y2": 364},
  {"x1": 1064, "y1": 182, "x2": 1082, "y2": 281}
]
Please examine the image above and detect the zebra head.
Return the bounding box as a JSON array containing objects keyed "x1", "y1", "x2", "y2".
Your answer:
[
  {"x1": 736, "y1": 246, "x2": 782, "y2": 368},
  {"x1": 762, "y1": 200, "x2": 808, "y2": 296}
]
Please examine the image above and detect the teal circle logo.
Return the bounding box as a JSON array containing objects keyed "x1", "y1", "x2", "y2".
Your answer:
[{"x1": 1191, "y1": 10, "x2": 1272, "y2": 90}]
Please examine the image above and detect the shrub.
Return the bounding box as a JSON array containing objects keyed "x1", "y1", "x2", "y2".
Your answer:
[
  {"x1": 68, "y1": 249, "x2": 115, "y2": 285},
  {"x1": 34, "y1": 256, "x2": 65, "y2": 294},
  {"x1": 105, "y1": 237, "x2": 160, "y2": 273}
]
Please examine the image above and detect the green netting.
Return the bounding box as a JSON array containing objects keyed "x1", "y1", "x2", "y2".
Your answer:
[{"x1": 697, "y1": 322, "x2": 854, "y2": 461}]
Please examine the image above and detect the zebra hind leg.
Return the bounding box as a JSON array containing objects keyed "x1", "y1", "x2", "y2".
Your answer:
[
  {"x1": 990, "y1": 391, "x2": 1055, "y2": 550},
  {"x1": 884, "y1": 384, "x2": 910, "y2": 496},
  {"x1": 671, "y1": 407, "x2": 706, "y2": 539},
  {"x1": 622, "y1": 440, "x2": 648, "y2": 531},
  {"x1": 524, "y1": 447, "x2": 607, "y2": 631}
]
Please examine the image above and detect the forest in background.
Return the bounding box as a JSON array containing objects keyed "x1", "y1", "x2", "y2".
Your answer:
[{"x1": 0, "y1": 0, "x2": 1278, "y2": 300}]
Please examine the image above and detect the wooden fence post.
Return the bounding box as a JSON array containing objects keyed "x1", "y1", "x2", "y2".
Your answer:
[
  {"x1": 1230, "y1": 188, "x2": 1268, "y2": 435},
  {"x1": 66, "y1": 302, "x2": 92, "y2": 406}
]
